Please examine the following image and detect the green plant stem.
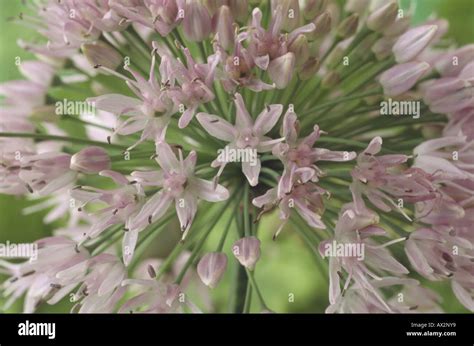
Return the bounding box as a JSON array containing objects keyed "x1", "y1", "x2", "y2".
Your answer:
[
  {"x1": 246, "y1": 269, "x2": 268, "y2": 310},
  {"x1": 0, "y1": 132, "x2": 127, "y2": 150}
]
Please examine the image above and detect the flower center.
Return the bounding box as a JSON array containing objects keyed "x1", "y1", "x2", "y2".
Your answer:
[{"x1": 163, "y1": 172, "x2": 187, "y2": 197}]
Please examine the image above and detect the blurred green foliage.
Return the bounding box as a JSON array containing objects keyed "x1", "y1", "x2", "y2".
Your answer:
[{"x1": 0, "y1": 0, "x2": 473, "y2": 313}]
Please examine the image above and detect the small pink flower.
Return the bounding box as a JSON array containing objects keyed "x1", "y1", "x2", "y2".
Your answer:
[
  {"x1": 88, "y1": 51, "x2": 176, "y2": 150},
  {"x1": 320, "y1": 203, "x2": 408, "y2": 311},
  {"x1": 110, "y1": 0, "x2": 183, "y2": 36},
  {"x1": 19, "y1": 152, "x2": 77, "y2": 196},
  {"x1": 248, "y1": 6, "x2": 315, "y2": 88},
  {"x1": 392, "y1": 25, "x2": 438, "y2": 63},
  {"x1": 67, "y1": 254, "x2": 127, "y2": 313},
  {"x1": 197, "y1": 93, "x2": 284, "y2": 186},
  {"x1": 351, "y1": 137, "x2": 436, "y2": 220},
  {"x1": 413, "y1": 135, "x2": 474, "y2": 180},
  {"x1": 423, "y1": 61, "x2": 474, "y2": 114},
  {"x1": 197, "y1": 252, "x2": 228, "y2": 288},
  {"x1": 70, "y1": 170, "x2": 145, "y2": 258},
  {"x1": 156, "y1": 41, "x2": 219, "y2": 128},
  {"x1": 70, "y1": 146, "x2": 111, "y2": 174},
  {"x1": 182, "y1": 0, "x2": 212, "y2": 42},
  {"x1": 0, "y1": 237, "x2": 89, "y2": 313},
  {"x1": 232, "y1": 236, "x2": 261, "y2": 270},
  {"x1": 253, "y1": 181, "x2": 327, "y2": 237},
  {"x1": 379, "y1": 61, "x2": 430, "y2": 96},
  {"x1": 274, "y1": 110, "x2": 356, "y2": 198},
  {"x1": 130, "y1": 142, "x2": 229, "y2": 237}
]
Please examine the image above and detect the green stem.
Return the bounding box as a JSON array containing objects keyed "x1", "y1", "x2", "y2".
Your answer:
[
  {"x1": 246, "y1": 269, "x2": 268, "y2": 310},
  {"x1": 0, "y1": 132, "x2": 126, "y2": 150}
]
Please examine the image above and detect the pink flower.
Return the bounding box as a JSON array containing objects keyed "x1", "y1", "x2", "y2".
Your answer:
[
  {"x1": 76, "y1": 0, "x2": 129, "y2": 32},
  {"x1": 253, "y1": 180, "x2": 327, "y2": 237},
  {"x1": 197, "y1": 252, "x2": 228, "y2": 288},
  {"x1": 320, "y1": 203, "x2": 408, "y2": 311},
  {"x1": 70, "y1": 146, "x2": 111, "y2": 174},
  {"x1": 130, "y1": 142, "x2": 229, "y2": 237},
  {"x1": 213, "y1": 32, "x2": 275, "y2": 92},
  {"x1": 248, "y1": 6, "x2": 315, "y2": 88},
  {"x1": 392, "y1": 25, "x2": 438, "y2": 63},
  {"x1": 182, "y1": 0, "x2": 211, "y2": 42},
  {"x1": 379, "y1": 61, "x2": 430, "y2": 96},
  {"x1": 0, "y1": 119, "x2": 36, "y2": 194},
  {"x1": 423, "y1": 61, "x2": 474, "y2": 114},
  {"x1": 434, "y1": 44, "x2": 474, "y2": 77},
  {"x1": 413, "y1": 135, "x2": 474, "y2": 180},
  {"x1": 196, "y1": 93, "x2": 284, "y2": 186},
  {"x1": 119, "y1": 280, "x2": 197, "y2": 313},
  {"x1": 443, "y1": 108, "x2": 474, "y2": 141},
  {"x1": 232, "y1": 236, "x2": 261, "y2": 270},
  {"x1": 156, "y1": 41, "x2": 219, "y2": 128},
  {"x1": 69, "y1": 170, "x2": 145, "y2": 257},
  {"x1": 351, "y1": 136, "x2": 436, "y2": 220},
  {"x1": 212, "y1": 5, "x2": 234, "y2": 51},
  {"x1": 326, "y1": 277, "x2": 419, "y2": 313},
  {"x1": 88, "y1": 51, "x2": 176, "y2": 150},
  {"x1": 18, "y1": 0, "x2": 100, "y2": 57},
  {"x1": 0, "y1": 237, "x2": 88, "y2": 313},
  {"x1": 0, "y1": 61, "x2": 55, "y2": 119},
  {"x1": 405, "y1": 225, "x2": 474, "y2": 311},
  {"x1": 274, "y1": 110, "x2": 356, "y2": 198},
  {"x1": 67, "y1": 254, "x2": 127, "y2": 313},
  {"x1": 110, "y1": 0, "x2": 183, "y2": 36},
  {"x1": 19, "y1": 152, "x2": 77, "y2": 196}
]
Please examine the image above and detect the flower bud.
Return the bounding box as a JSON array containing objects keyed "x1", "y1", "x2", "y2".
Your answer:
[
  {"x1": 434, "y1": 44, "x2": 474, "y2": 77},
  {"x1": 336, "y1": 13, "x2": 359, "y2": 38},
  {"x1": 268, "y1": 52, "x2": 295, "y2": 89},
  {"x1": 298, "y1": 57, "x2": 320, "y2": 80},
  {"x1": 308, "y1": 11, "x2": 331, "y2": 40},
  {"x1": 345, "y1": 0, "x2": 370, "y2": 14},
  {"x1": 424, "y1": 78, "x2": 473, "y2": 114},
  {"x1": 197, "y1": 252, "x2": 227, "y2": 288},
  {"x1": 321, "y1": 70, "x2": 340, "y2": 88},
  {"x1": 213, "y1": 5, "x2": 234, "y2": 51},
  {"x1": 81, "y1": 41, "x2": 123, "y2": 70},
  {"x1": 326, "y1": 39, "x2": 351, "y2": 69},
  {"x1": 304, "y1": 0, "x2": 327, "y2": 21},
  {"x1": 383, "y1": 16, "x2": 411, "y2": 37},
  {"x1": 367, "y1": 1, "x2": 398, "y2": 32},
  {"x1": 232, "y1": 236, "x2": 261, "y2": 271},
  {"x1": 288, "y1": 34, "x2": 310, "y2": 67},
  {"x1": 183, "y1": 1, "x2": 212, "y2": 42},
  {"x1": 372, "y1": 37, "x2": 396, "y2": 60},
  {"x1": 70, "y1": 146, "x2": 111, "y2": 174},
  {"x1": 279, "y1": 0, "x2": 300, "y2": 32},
  {"x1": 393, "y1": 25, "x2": 438, "y2": 63},
  {"x1": 202, "y1": 0, "x2": 221, "y2": 15},
  {"x1": 229, "y1": 0, "x2": 248, "y2": 23},
  {"x1": 379, "y1": 61, "x2": 430, "y2": 96}
]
